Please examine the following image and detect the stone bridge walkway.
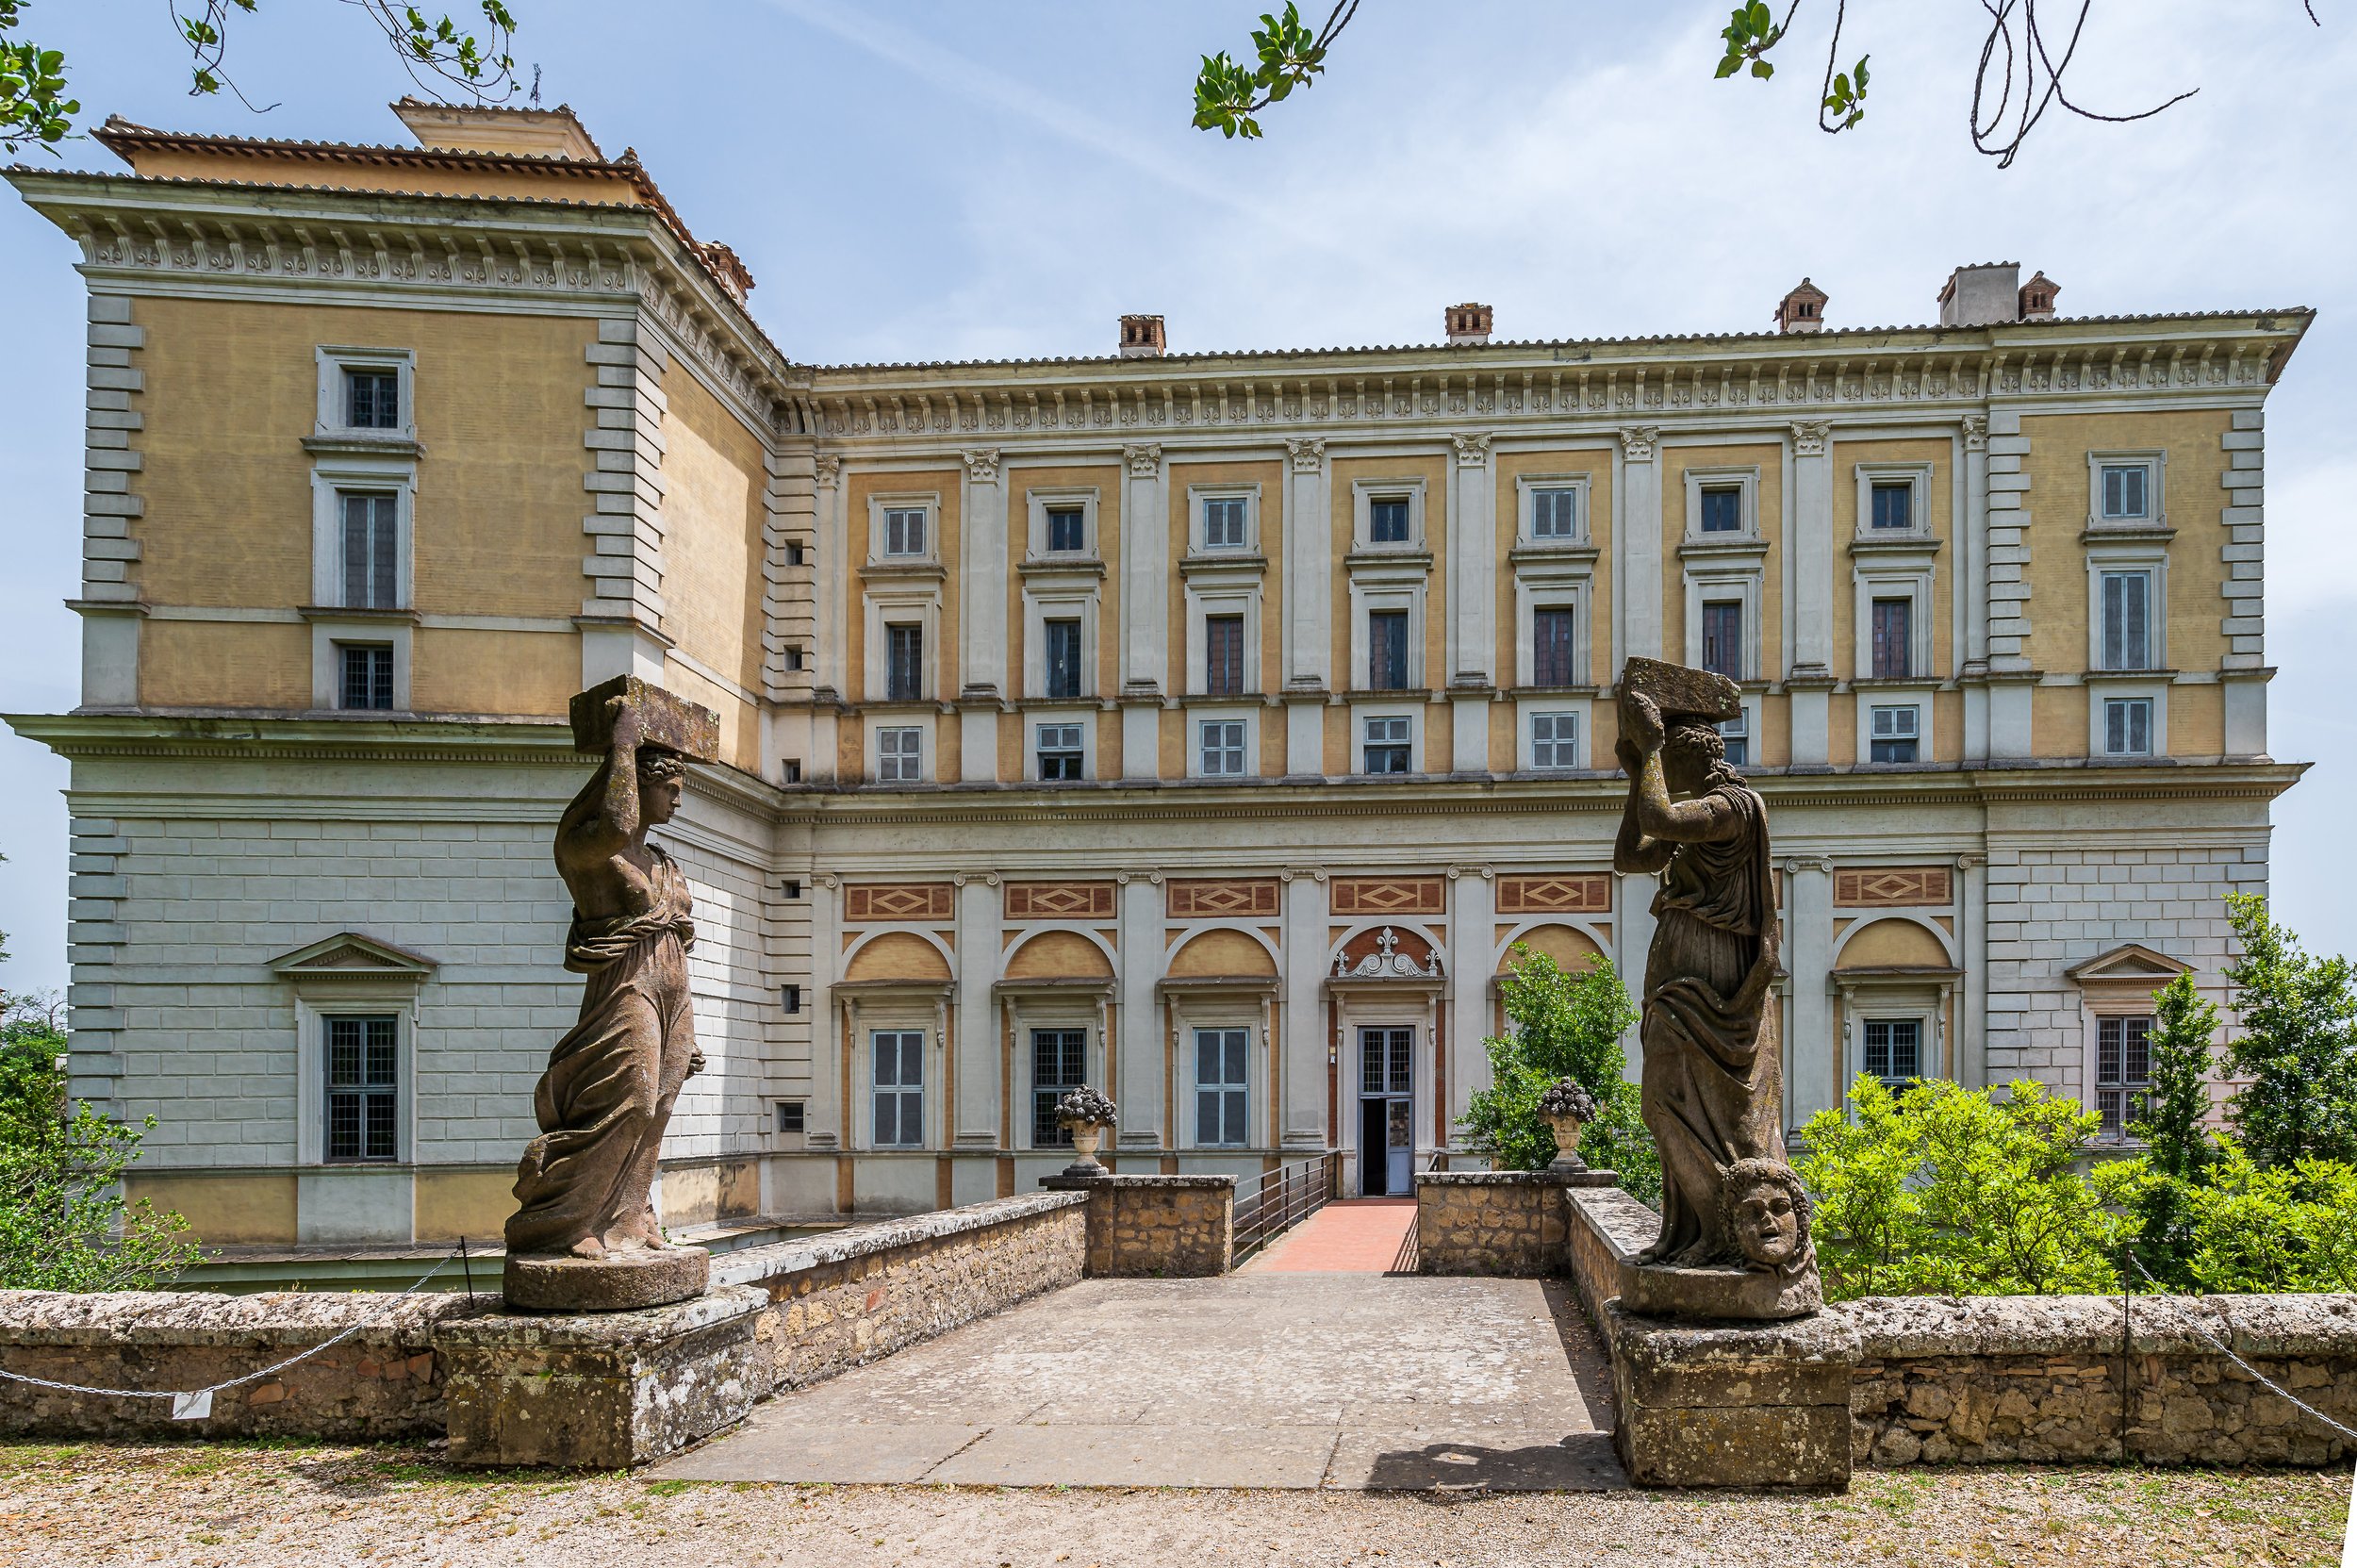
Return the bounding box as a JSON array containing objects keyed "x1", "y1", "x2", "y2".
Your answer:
[{"x1": 654, "y1": 1273, "x2": 1624, "y2": 1491}]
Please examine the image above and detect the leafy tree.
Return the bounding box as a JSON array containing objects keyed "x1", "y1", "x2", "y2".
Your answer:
[
  {"x1": 1796, "y1": 1076, "x2": 2144, "y2": 1300},
  {"x1": 2219, "y1": 893, "x2": 2357, "y2": 1171},
  {"x1": 0, "y1": 999, "x2": 196, "y2": 1291},
  {"x1": 1459, "y1": 946, "x2": 1658, "y2": 1206},
  {"x1": 2126, "y1": 971, "x2": 2224, "y2": 1288},
  {"x1": 0, "y1": 0, "x2": 521, "y2": 157},
  {"x1": 1195, "y1": 3, "x2": 2324, "y2": 166},
  {"x1": 2179, "y1": 1145, "x2": 2357, "y2": 1296}
]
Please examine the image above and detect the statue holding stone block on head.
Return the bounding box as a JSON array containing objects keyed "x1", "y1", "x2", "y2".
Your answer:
[
  {"x1": 1612, "y1": 656, "x2": 1820, "y2": 1319},
  {"x1": 502, "y1": 675, "x2": 720, "y2": 1312}
]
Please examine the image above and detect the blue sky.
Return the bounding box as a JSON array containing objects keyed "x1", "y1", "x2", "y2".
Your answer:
[{"x1": 3, "y1": 0, "x2": 2355, "y2": 997}]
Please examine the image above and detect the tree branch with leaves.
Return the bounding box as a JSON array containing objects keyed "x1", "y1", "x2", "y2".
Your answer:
[{"x1": 0, "y1": 0, "x2": 521, "y2": 157}]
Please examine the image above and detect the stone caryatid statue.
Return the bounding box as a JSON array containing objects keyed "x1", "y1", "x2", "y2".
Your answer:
[
  {"x1": 502, "y1": 676, "x2": 720, "y2": 1312},
  {"x1": 1611, "y1": 656, "x2": 1821, "y2": 1319}
]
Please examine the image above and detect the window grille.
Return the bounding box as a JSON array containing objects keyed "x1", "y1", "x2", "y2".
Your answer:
[
  {"x1": 1031, "y1": 1029, "x2": 1086, "y2": 1147},
  {"x1": 324, "y1": 1015, "x2": 399, "y2": 1162},
  {"x1": 338, "y1": 644, "x2": 394, "y2": 710}
]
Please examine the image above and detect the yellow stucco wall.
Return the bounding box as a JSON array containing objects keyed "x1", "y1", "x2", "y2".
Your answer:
[
  {"x1": 412, "y1": 628, "x2": 577, "y2": 717},
  {"x1": 139, "y1": 621, "x2": 310, "y2": 708},
  {"x1": 847, "y1": 469, "x2": 962, "y2": 705},
  {"x1": 658, "y1": 362, "x2": 768, "y2": 770},
  {"x1": 413, "y1": 1169, "x2": 514, "y2": 1243},
  {"x1": 843, "y1": 932, "x2": 953, "y2": 983},
  {"x1": 1328, "y1": 455, "x2": 1446, "y2": 687},
  {"x1": 1838, "y1": 917, "x2": 1953, "y2": 968},
  {"x1": 1005, "y1": 930, "x2": 1113, "y2": 980},
  {"x1": 1832, "y1": 437, "x2": 1950, "y2": 681},
  {"x1": 2020, "y1": 410, "x2": 2233, "y2": 679},
  {"x1": 126, "y1": 1171, "x2": 296, "y2": 1247},
  {"x1": 1169, "y1": 928, "x2": 1277, "y2": 978},
  {"x1": 1664, "y1": 443, "x2": 1781, "y2": 677}
]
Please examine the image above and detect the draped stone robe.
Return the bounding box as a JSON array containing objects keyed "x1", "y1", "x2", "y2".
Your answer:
[
  {"x1": 505, "y1": 847, "x2": 697, "y2": 1257},
  {"x1": 1638, "y1": 772, "x2": 1788, "y2": 1266}
]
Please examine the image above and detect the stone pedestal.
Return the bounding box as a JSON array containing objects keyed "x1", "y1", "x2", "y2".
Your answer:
[
  {"x1": 1622, "y1": 1258, "x2": 1821, "y2": 1321},
  {"x1": 1607, "y1": 1304, "x2": 1858, "y2": 1489},
  {"x1": 439, "y1": 1285, "x2": 761, "y2": 1469},
  {"x1": 501, "y1": 1246, "x2": 710, "y2": 1313}
]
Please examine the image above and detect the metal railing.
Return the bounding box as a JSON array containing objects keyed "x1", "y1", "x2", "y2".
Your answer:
[{"x1": 1231, "y1": 1153, "x2": 1339, "y2": 1264}]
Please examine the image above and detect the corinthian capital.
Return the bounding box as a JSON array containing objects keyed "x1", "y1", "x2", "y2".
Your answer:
[
  {"x1": 812, "y1": 451, "x2": 842, "y2": 488},
  {"x1": 1451, "y1": 432, "x2": 1492, "y2": 468},
  {"x1": 962, "y1": 448, "x2": 1001, "y2": 483},
  {"x1": 1960, "y1": 414, "x2": 1988, "y2": 451},
  {"x1": 1618, "y1": 425, "x2": 1660, "y2": 461},
  {"x1": 1789, "y1": 420, "x2": 1832, "y2": 456},
  {"x1": 1286, "y1": 437, "x2": 1326, "y2": 473},
  {"x1": 1123, "y1": 441, "x2": 1163, "y2": 478}
]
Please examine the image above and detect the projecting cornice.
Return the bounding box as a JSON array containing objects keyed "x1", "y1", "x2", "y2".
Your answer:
[
  {"x1": 799, "y1": 310, "x2": 2310, "y2": 446},
  {"x1": 4, "y1": 168, "x2": 814, "y2": 437}
]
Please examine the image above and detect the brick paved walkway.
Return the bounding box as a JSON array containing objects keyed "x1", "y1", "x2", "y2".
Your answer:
[
  {"x1": 1242, "y1": 1197, "x2": 1417, "y2": 1273},
  {"x1": 655, "y1": 1273, "x2": 1621, "y2": 1491}
]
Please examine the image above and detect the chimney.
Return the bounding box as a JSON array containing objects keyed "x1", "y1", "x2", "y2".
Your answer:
[
  {"x1": 1937, "y1": 262, "x2": 2021, "y2": 327},
  {"x1": 1774, "y1": 278, "x2": 1828, "y2": 334},
  {"x1": 2018, "y1": 270, "x2": 2060, "y2": 321},
  {"x1": 696, "y1": 241, "x2": 754, "y2": 304},
  {"x1": 1444, "y1": 303, "x2": 1493, "y2": 344},
  {"x1": 1118, "y1": 315, "x2": 1165, "y2": 357}
]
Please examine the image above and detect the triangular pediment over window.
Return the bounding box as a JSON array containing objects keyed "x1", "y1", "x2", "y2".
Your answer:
[
  {"x1": 2064, "y1": 943, "x2": 2192, "y2": 984},
  {"x1": 269, "y1": 932, "x2": 439, "y2": 981}
]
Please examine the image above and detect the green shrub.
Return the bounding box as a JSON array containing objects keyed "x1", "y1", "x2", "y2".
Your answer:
[
  {"x1": 2179, "y1": 1145, "x2": 2357, "y2": 1295},
  {"x1": 1795, "y1": 1076, "x2": 2145, "y2": 1300},
  {"x1": 1459, "y1": 946, "x2": 1659, "y2": 1207}
]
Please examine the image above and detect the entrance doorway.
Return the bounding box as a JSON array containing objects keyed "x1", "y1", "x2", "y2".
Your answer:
[{"x1": 1356, "y1": 1026, "x2": 1414, "y2": 1197}]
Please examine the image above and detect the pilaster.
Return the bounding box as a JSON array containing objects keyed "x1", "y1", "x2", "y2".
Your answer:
[
  {"x1": 1447, "y1": 433, "x2": 1494, "y2": 685},
  {"x1": 953, "y1": 875, "x2": 1002, "y2": 1147},
  {"x1": 1613, "y1": 870, "x2": 1655, "y2": 1085},
  {"x1": 1120, "y1": 442, "x2": 1167, "y2": 695},
  {"x1": 1117, "y1": 876, "x2": 1164, "y2": 1147},
  {"x1": 1280, "y1": 871, "x2": 1329, "y2": 1148},
  {"x1": 958, "y1": 448, "x2": 1007, "y2": 699},
  {"x1": 1959, "y1": 416, "x2": 1991, "y2": 761},
  {"x1": 1787, "y1": 420, "x2": 1836, "y2": 767},
  {"x1": 1781, "y1": 856, "x2": 1835, "y2": 1128},
  {"x1": 1445, "y1": 867, "x2": 1492, "y2": 1147},
  {"x1": 1616, "y1": 427, "x2": 1663, "y2": 666},
  {"x1": 1282, "y1": 437, "x2": 1330, "y2": 690}
]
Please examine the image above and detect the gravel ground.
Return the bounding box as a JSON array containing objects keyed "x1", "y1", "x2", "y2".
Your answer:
[{"x1": 0, "y1": 1439, "x2": 2345, "y2": 1568}]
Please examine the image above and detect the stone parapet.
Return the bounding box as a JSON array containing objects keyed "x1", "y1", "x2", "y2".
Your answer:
[
  {"x1": 1413, "y1": 1170, "x2": 1616, "y2": 1278},
  {"x1": 1040, "y1": 1174, "x2": 1234, "y2": 1277},
  {"x1": 438, "y1": 1286, "x2": 764, "y2": 1469},
  {"x1": 722, "y1": 1192, "x2": 1087, "y2": 1390},
  {"x1": 0, "y1": 1286, "x2": 473, "y2": 1442},
  {"x1": 1847, "y1": 1292, "x2": 2357, "y2": 1467}
]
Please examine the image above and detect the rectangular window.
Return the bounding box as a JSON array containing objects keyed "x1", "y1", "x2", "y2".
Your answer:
[
  {"x1": 1203, "y1": 495, "x2": 1248, "y2": 550},
  {"x1": 2100, "y1": 570, "x2": 2152, "y2": 670},
  {"x1": 1531, "y1": 487, "x2": 1580, "y2": 539},
  {"x1": 1043, "y1": 618, "x2": 1083, "y2": 700},
  {"x1": 1031, "y1": 1029, "x2": 1087, "y2": 1147},
  {"x1": 1356, "y1": 1027, "x2": 1413, "y2": 1095},
  {"x1": 1871, "y1": 597, "x2": 1913, "y2": 680},
  {"x1": 882, "y1": 506, "x2": 928, "y2": 557},
  {"x1": 338, "y1": 644, "x2": 394, "y2": 711},
  {"x1": 1368, "y1": 496, "x2": 1411, "y2": 544},
  {"x1": 1204, "y1": 614, "x2": 1245, "y2": 697},
  {"x1": 1035, "y1": 722, "x2": 1083, "y2": 781},
  {"x1": 1368, "y1": 610, "x2": 1409, "y2": 691},
  {"x1": 1198, "y1": 718, "x2": 1246, "y2": 777},
  {"x1": 1363, "y1": 715, "x2": 1411, "y2": 774},
  {"x1": 2101, "y1": 463, "x2": 2151, "y2": 521},
  {"x1": 876, "y1": 725, "x2": 923, "y2": 783},
  {"x1": 885, "y1": 622, "x2": 925, "y2": 701},
  {"x1": 338, "y1": 490, "x2": 399, "y2": 609},
  {"x1": 323, "y1": 1015, "x2": 399, "y2": 1163},
  {"x1": 1532, "y1": 607, "x2": 1577, "y2": 687},
  {"x1": 1870, "y1": 703, "x2": 1920, "y2": 764},
  {"x1": 1862, "y1": 1018, "x2": 1920, "y2": 1090},
  {"x1": 344, "y1": 368, "x2": 400, "y2": 430},
  {"x1": 2103, "y1": 697, "x2": 2153, "y2": 757},
  {"x1": 2097, "y1": 1015, "x2": 2153, "y2": 1137},
  {"x1": 1530, "y1": 711, "x2": 1578, "y2": 770},
  {"x1": 775, "y1": 1100, "x2": 805, "y2": 1133},
  {"x1": 1870, "y1": 481, "x2": 1913, "y2": 532},
  {"x1": 1699, "y1": 486, "x2": 1742, "y2": 534},
  {"x1": 871, "y1": 1030, "x2": 925, "y2": 1148},
  {"x1": 1046, "y1": 505, "x2": 1086, "y2": 553},
  {"x1": 1195, "y1": 1029, "x2": 1250, "y2": 1147},
  {"x1": 1701, "y1": 600, "x2": 1743, "y2": 681},
  {"x1": 1718, "y1": 707, "x2": 1749, "y2": 767}
]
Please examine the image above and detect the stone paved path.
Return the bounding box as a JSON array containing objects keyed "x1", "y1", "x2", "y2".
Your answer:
[
  {"x1": 1242, "y1": 1197, "x2": 1416, "y2": 1273},
  {"x1": 654, "y1": 1273, "x2": 1622, "y2": 1491}
]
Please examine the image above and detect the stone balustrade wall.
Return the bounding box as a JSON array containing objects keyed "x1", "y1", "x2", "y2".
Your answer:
[
  {"x1": 1041, "y1": 1173, "x2": 1234, "y2": 1277},
  {"x1": 0, "y1": 1287, "x2": 475, "y2": 1441},
  {"x1": 1846, "y1": 1293, "x2": 2357, "y2": 1467},
  {"x1": 1412, "y1": 1172, "x2": 1591, "y2": 1276},
  {"x1": 717, "y1": 1192, "x2": 1088, "y2": 1391}
]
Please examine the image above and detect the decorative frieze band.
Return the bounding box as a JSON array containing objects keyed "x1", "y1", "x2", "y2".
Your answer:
[
  {"x1": 1003, "y1": 881, "x2": 1117, "y2": 920},
  {"x1": 1834, "y1": 867, "x2": 1953, "y2": 908},
  {"x1": 1495, "y1": 873, "x2": 1612, "y2": 916},
  {"x1": 844, "y1": 883, "x2": 956, "y2": 921},
  {"x1": 1330, "y1": 877, "x2": 1446, "y2": 916},
  {"x1": 1167, "y1": 877, "x2": 1283, "y2": 919}
]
